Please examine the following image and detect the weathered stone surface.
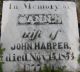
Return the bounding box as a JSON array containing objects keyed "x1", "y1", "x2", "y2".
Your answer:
[{"x1": 77, "y1": 0, "x2": 80, "y2": 23}]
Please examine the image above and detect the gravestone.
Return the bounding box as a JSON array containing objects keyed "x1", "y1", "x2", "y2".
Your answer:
[{"x1": 1, "y1": 0, "x2": 79, "y2": 72}]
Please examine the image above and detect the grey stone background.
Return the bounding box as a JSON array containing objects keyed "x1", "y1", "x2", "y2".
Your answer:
[{"x1": 0, "y1": 0, "x2": 79, "y2": 36}]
